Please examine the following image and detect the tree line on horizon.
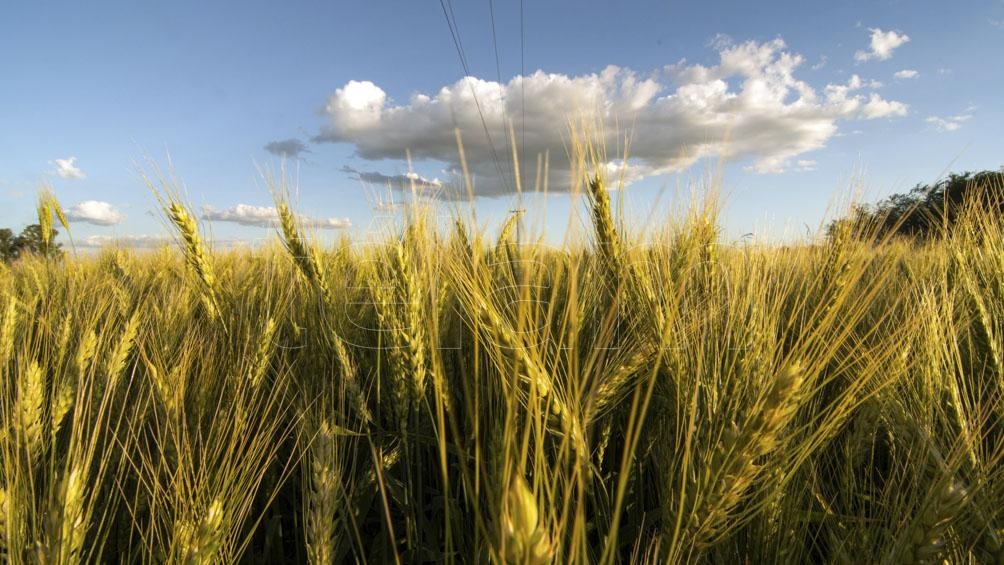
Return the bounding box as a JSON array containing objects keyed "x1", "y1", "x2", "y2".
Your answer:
[
  {"x1": 829, "y1": 169, "x2": 1004, "y2": 242},
  {"x1": 0, "y1": 224, "x2": 62, "y2": 263},
  {"x1": 1, "y1": 169, "x2": 1001, "y2": 264}
]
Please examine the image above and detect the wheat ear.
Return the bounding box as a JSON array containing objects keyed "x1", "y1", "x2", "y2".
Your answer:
[
  {"x1": 17, "y1": 361, "x2": 45, "y2": 460},
  {"x1": 276, "y1": 200, "x2": 331, "y2": 302},
  {"x1": 176, "y1": 499, "x2": 225, "y2": 565},
  {"x1": 686, "y1": 362, "x2": 804, "y2": 549},
  {"x1": 500, "y1": 472, "x2": 554, "y2": 564},
  {"x1": 167, "y1": 201, "x2": 221, "y2": 319},
  {"x1": 896, "y1": 481, "x2": 967, "y2": 565},
  {"x1": 306, "y1": 420, "x2": 341, "y2": 564}
]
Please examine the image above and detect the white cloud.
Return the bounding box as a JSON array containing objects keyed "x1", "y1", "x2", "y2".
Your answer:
[
  {"x1": 314, "y1": 38, "x2": 908, "y2": 192},
  {"x1": 78, "y1": 234, "x2": 251, "y2": 249},
  {"x1": 894, "y1": 69, "x2": 919, "y2": 79},
  {"x1": 79, "y1": 234, "x2": 170, "y2": 248},
  {"x1": 855, "y1": 28, "x2": 910, "y2": 61},
  {"x1": 201, "y1": 204, "x2": 351, "y2": 229},
  {"x1": 925, "y1": 108, "x2": 975, "y2": 132},
  {"x1": 861, "y1": 93, "x2": 909, "y2": 118},
  {"x1": 811, "y1": 55, "x2": 828, "y2": 70},
  {"x1": 66, "y1": 200, "x2": 124, "y2": 226},
  {"x1": 52, "y1": 156, "x2": 85, "y2": 180},
  {"x1": 990, "y1": 19, "x2": 1004, "y2": 29}
]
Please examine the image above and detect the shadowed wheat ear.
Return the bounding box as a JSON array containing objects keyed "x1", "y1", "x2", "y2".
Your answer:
[
  {"x1": 895, "y1": 480, "x2": 968, "y2": 565},
  {"x1": 43, "y1": 465, "x2": 88, "y2": 563},
  {"x1": 106, "y1": 313, "x2": 140, "y2": 389},
  {"x1": 250, "y1": 317, "x2": 277, "y2": 388},
  {"x1": 17, "y1": 361, "x2": 45, "y2": 460},
  {"x1": 1, "y1": 294, "x2": 18, "y2": 368},
  {"x1": 175, "y1": 499, "x2": 225, "y2": 565},
  {"x1": 588, "y1": 342, "x2": 655, "y2": 422},
  {"x1": 306, "y1": 420, "x2": 341, "y2": 564},
  {"x1": 333, "y1": 331, "x2": 371, "y2": 425},
  {"x1": 50, "y1": 380, "x2": 75, "y2": 442},
  {"x1": 462, "y1": 283, "x2": 588, "y2": 460},
  {"x1": 685, "y1": 362, "x2": 805, "y2": 550},
  {"x1": 0, "y1": 488, "x2": 7, "y2": 558}
]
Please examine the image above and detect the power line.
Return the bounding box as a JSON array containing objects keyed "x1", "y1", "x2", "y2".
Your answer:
[
  {"x1": 437, "y1": 0, "x2": 509, "y2": 195},
  {"x1": 520, "y1": 0, "x2": 525, "y2": 176},
  {"x1": 489, "y1": 0, "x2": 516, "y2": 193}
]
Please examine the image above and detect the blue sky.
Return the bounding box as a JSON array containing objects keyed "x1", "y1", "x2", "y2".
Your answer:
[{"x1": 1, "y1": 0, "x2": 1002, "y2": 246}]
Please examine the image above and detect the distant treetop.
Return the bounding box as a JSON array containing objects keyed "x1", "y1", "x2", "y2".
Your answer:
[{"x1": 829, "y1": 169, "x2": 1004, "y2": 242}]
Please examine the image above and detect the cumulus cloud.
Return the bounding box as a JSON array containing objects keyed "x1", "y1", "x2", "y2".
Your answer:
[
  {"x1": 264, "y1": 138, "x2": 311, "y2": 158},
  {"x1": 894, "y1": 69, "x2": 919, "y2": 79},
  {"x1": 925, "y1": 108, "x2": 975, "y2": 132},
  {"x1": 52, "y1": 157, "x2": 85, "y2": 180},
  {"x1": 65, "y1": 200, "x2": 124, "y2": 226},
  {"x1": 313, "y1": 38, "x2": 908, "y2": 195},
  {"x1": 201, "y1": 204, "x2": 351, "y2": 229},
  {"x1": 855, "y1": 28, "x2": 910, "y2": 61}
]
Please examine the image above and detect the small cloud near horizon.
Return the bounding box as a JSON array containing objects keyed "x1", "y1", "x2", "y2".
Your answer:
[
  {"x1": 201, "y1": 203, "x2": 351, "y2": 229},
  {"x1": 926, "y1": 107, "x2": 976, "y2": 132},
  {"x1": 263, "y1": 138, "x2": 311, "y2": 159},
  {"x1": 66, "y1": 200, "x2": 124, "y2": 226}
]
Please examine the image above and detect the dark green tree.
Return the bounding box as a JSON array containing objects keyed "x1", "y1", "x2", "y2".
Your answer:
[
  {"x1": 829, "y1": 169, "x2": 1004, "y2": 242},
  {"x1": 0, "y1": 228, "x2": 16, "y2": 262},
  {"x1": 0, "y1": 224, "x2": 63, "y2": 262}
]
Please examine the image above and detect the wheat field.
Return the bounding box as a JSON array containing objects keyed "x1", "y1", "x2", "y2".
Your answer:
[{"x1": 1, "y1": 159, "x2": 1003, "y2": 563}]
